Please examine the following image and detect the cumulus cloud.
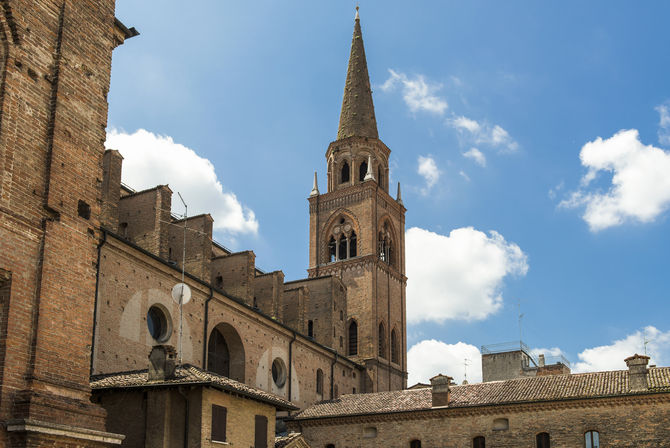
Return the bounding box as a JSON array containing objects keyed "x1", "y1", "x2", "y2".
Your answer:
[
  {"x1": 408, "y1": 340, "x2": 482, "y2": 386},
  {"x1": 417, "y1": 155, "x2": 441, "y2": 194},
  {"x1": 559, "y1": 129, "x2": 670, "y2": 231},
  {"x1": 380, "y1": 69, "x2": 448, "y2": 115},
  {"x1": 656, "y1": 103, "x2": 670, "y2": 146},
  {"x1": 406, "y1": 227, "x2": 528, "y2": 323},
  {"x1": 449, "y1": 116, "x2": 519, "y2": 153},
  {"x1": 106, "y1": 128, "x2": 258, "y2": 235},
  {"x1": 463, "y1": 147, "x2": 486, "y2": 167},
  {"x1": 573, "y1": 326, "x2": 670, "y2": 373}
]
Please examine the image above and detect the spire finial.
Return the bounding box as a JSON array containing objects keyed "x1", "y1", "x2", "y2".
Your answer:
[
  {"x1": 364, "y1": 156, "x2": 375, "y2": 182},
  {"x1": 396, "y1": 181, "x2": 403, "y2": 205},
  {"x1": 355, "y1": 5, "x2": 359, "y2": 20},
  {"x1": 310, "y1": 171, "x2": 319, "y2": 197}
]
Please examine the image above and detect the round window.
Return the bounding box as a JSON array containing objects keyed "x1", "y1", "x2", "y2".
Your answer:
[
  {"x1": 271, "y1": 358, "x2": 287, "y2": 388},
  {"x1": 147, "y1": 305, "x2": 171, "y2": 342}
]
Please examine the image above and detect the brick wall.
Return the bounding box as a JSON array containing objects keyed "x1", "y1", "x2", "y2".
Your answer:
[
  {"x1": 295, "y1": 395, "x2": 670, "y2": 448},
  {"x1": 0, "y1": 0, "x2": 128, "y2": 444}
]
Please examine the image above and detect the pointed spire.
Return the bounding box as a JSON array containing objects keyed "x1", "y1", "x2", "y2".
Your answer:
[
  {"x1": 310, "y1": 171, "x2": 319, "y2": 197},
  {"x1": 337, "y1": 8, "x2": 379, "y2": 140},
  {"x1": 364, "y1": 156, "x2": 375, "y2": 181},
  {"x1": 396, "y1": 182, "x2": 403, "y2": 205}
]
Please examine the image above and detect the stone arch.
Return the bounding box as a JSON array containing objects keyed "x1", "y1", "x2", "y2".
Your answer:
[
  {"x1": 321, "y1": 209, "x2": 361, "y2": 263},
  {"x1": 207, "y1": 322, "x2": 245, "y2": 382}
]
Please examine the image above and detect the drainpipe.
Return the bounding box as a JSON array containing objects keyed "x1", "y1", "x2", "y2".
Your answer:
[
  {"x1": 202, "y1": 287, "x2": 214, "y2": 369},
  {"x1": 330, "y1": 353, "x2": 338, "y2": 399},
  {"x1": 288, "y1": 331, "x2": 297, "y2": 402},
  {"x1": 178, "y1": 386, "x2": 190, "y2": 448},
  {"x1": 90, "y1": 229, "x2": 107, "y2": 375}
]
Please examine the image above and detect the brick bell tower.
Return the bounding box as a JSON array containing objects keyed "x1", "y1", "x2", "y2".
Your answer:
[{"x1": 308, "y1": 8, "x2": 407, "y2": 392}]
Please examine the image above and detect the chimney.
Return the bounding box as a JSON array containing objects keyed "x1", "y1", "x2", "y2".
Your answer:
[
  {"x1": 538, "y1": 354, "x2": 545, "y2": 367},
  {"x1": 148, "y1": 345, "x2": 177, "y2": 381},
  {"x1": 625, "y1": 354, "x2": 650, "y2": 392},
  {"x1": 430, "y1": 374, "x2": 452, "y2": 407}
]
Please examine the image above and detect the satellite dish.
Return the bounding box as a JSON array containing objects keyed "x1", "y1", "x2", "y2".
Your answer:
[{"x1": 171, "y1": 283, "x2": 192, "y2": 305}]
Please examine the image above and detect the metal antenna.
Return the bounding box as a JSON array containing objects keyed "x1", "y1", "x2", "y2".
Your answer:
[
  {"x1": 643, "y1": 328, "x2": 652, "y2": 357},
  {"x1": 518, "y1": 299, "x2": 524, "y2": 349},
  {"x1": 176, "y1": 192, "x2": 187, "y2": 365},
  {"x1": 464, "y1": 358, "x2": 471, "y2": 383}
]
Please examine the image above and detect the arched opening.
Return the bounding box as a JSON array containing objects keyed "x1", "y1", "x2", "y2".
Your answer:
[
  {"x1": 349, "y1": 231, "x2": 357, "y2": 257},
  {"x1": 536, "y1": 432, "x2": 550, "y2": 448},
  {"x1": 359, "y1": 159, "x2": 368, "y2": 181},
  {"x1": 410, "y1": 440, "x2": 421, "y2": 448},
  {"x1": 340, "y1": 161, "x2": 350, "y2": 184},
  {"x1": 348, "y1": 320, "x2": 358, "y2": 356},
  {"x1": 378, "y1": 322, "x2": 387, "y2": 359},
  {"x1": 328, "y1": 236, "x2": 336, "y2": 262},
  {"x1": 207, "y1": 323, "x2": 245, "y2": 382},
  {"x1": 338, "y1": 235, "x2": 348, "y2": 260},
  {"x1": 378, "y1": 221, "x2": 395, "y2": 267},
  {"x1": 391, "y1": 328, "x2": 399, "y2": 364},
  {"x1": 378, "y1": 166, "x2": 384, "y2": 189},
  {"x1": 584, "y1": 431, "x2": 599, "y2": 448},
  {"x1": 316, "y1": 368, "x2": 324, "y2": 396},
  {"x1": 473, "y1": 436, "x2": 485, "y2": 448}
]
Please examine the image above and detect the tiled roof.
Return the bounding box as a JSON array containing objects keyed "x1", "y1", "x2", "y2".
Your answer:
[
  {"x1": 295, "y1": 367, "x2": 670, "y2": 420},
  {"x1": 91, "y1": 364, "x2": 297, "y2": 411},
  {"x1": 275, "y1": 432, "x2": 308, "y2": 448}
]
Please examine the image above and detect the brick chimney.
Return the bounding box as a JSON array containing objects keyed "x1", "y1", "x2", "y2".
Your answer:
[
  {"x1": 148, "y1": 345, "x2": 177, "y2": 381},
  {"x1": 430, "y1": 374, "x2": 452, "y2": 407},
  {"x1": 625, "y1": 354, "x2": 650, "y2": 392}
]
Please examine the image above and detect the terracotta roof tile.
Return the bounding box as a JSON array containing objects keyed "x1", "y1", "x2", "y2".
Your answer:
[
  {"x1": 91, "y1": 364, "x2": 297, "y2": 411},
  {"x1": 295, "y1": 367, "x2": 670, "y2": 419}
]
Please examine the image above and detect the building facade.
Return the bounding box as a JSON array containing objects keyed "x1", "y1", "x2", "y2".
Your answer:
[
  {"x1": 291, "y1": 355, "x2": 670, "y2": 448},
  {"x1": 0, "y1": 1, "x2": 134, "y2": 446}
]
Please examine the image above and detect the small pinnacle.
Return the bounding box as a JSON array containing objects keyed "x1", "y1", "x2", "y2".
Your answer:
[
  {"x1": 310, "y1": 171, "x2": 319, "y2": 197},
  {"x1": 355, "y1": 6, "x2": 359, "y2": 20}
]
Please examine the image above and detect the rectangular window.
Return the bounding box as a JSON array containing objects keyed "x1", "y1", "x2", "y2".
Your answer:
[
  {"x1": 254, "y1": 415, "x2": 268, "y2": 448},
  {"x1": 211, "y1": 405, "x2": 227, "y2": 442}
]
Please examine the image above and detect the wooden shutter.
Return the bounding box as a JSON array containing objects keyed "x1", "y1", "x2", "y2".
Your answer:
[
  {"x1": 211, "y1": 405, "x2": 227, "y2": 442},
  {"x1": 254, "y1": 415, "x2": 268, "y2": 448}
]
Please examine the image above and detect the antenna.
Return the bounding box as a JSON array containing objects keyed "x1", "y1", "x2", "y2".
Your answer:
[
  {"x1": 518, "y1": 299, "x2": 524, "y2": 349},
  {"x1": 643, "y1": 328, "x2": 653, "y2": 357},
  {"x1": 463, "y1": 358, "x2": 471, "y2": 384},
  {"x1": 175, "y1": 192, "x2": 188, "y2": 365}
]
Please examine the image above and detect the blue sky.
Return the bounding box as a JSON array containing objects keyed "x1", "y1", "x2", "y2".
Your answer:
[{"x1": 109, "y1": 1, "x2": 670, "y2": 384}]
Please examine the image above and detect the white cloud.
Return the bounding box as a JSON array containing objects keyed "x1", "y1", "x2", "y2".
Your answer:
[
  {"x1": 656, "y1": 103, "x2": 670, "y2": 146},
  {"x1": 559, "y1": 129, "x2": 670, "y2": 231},
  {"x1": 406, "y1": 227, "x2": 528, "y2": 323},
  {"x1": 106, "y1": 128, "x2": 258, "y2": 235},
  {"x1": 548, "y1": 181, "x2": 564, "y2": 200},
  {"x1": 408, "y1": 339, "x2": 482, "y2": 386},
  {"x1": 463, "y1": 147, "x2": 486, "y2": 167},
  {"x1": 459, "y1": 170, "x2": 470, "y2": 182},
  {"x1": 417, "y1": 155, "x2": 441, "y2": 194},
  {"x1": 449, "y1": 116, "x2": 519, "y2": 153},
  {"x1": 573, "y1": 326, "x2": 670, "y2": 373},
  {"x1": 380, "y1": 69, "x2": 448, "y2": 115}
]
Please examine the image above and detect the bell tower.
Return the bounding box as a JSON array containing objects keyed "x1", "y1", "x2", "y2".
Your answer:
[{"x1": 308, "y1": 8, "x2": 407, "y2": 392}]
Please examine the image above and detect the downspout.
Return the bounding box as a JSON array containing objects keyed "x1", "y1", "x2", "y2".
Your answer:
[
  {"x1": 90, "y1": 229, "x2": 107, "y2": 375},
  {"x1": 202, "y1": 287, "x2": 214, "y2": 368},
  {"x1": 330, "y1": 353, "x2": 338, "y2": 399},
  {"x1": 178, "y1": 386, "x2": 189, "y2": 448},
  {"x1": 288, "y1": 331, "x2": 297, "y2": 402},
  {"x1": 387, "y1": 268, "x2": 391, "y2": 391}
]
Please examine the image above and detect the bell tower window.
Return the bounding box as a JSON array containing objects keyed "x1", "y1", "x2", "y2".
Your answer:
[
  {"x1": 349, "y1": 231, "x2": 357, "y2": 257},
  {"x1": 378, "y1": 223, "x2": 394, "y2": 267},
  {"x1": 359, "y1": 160, "x2": 368, "y2": 182},
  {"x1": 338, "y1": 235, "x2": 348, "y2": 260},
  {"x1": 341, "y1": 161, "x2": 350, "y2": 184}
]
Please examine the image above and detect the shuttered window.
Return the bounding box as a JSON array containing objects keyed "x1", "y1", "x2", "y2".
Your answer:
[
  {"x1": 254, "y1": 415, "x2": 268, "y2": 448},
  {"x1": 211, "y1": 405, "x2": 227, "y2": 442}
]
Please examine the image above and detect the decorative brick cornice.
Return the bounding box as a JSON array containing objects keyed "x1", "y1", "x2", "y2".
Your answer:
[{"x1": 309, "y1": 254, "x2": 406, "y2": 283}]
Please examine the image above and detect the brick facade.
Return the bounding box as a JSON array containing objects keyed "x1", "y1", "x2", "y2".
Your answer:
[{"x1": 0, "y1": 1, "x2": 131, "y2": 445}]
